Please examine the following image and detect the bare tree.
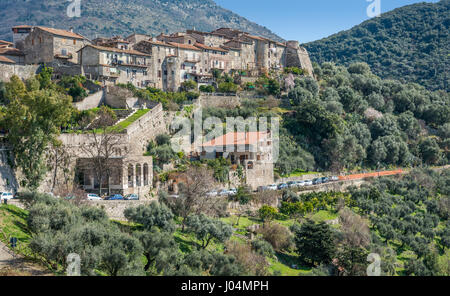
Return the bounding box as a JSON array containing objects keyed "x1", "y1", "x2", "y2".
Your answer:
[
  {"x1": 339, "y1": 207, "x2": 371, "y2": 248},
  {"x1": 169, "y1": 166, "x2": 219, "y2": 230},
  {"x1": 47, "y1": 142, "x2": 73, "y2": 193},
  {"x1": 79, "y1": 107, "x2": 125, "y2": 196}
]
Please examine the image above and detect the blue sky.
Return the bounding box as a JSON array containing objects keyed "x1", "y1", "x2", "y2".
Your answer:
[{"x1": 214, "y1": 0, "x2": 440, "y2": 43}]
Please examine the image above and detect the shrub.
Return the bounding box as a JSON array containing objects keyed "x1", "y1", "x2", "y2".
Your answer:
[
  {"x1": 218, "y1": 82, "x2": 238, "y2": 93},
  {"x1": 199, "y1": 85, "x2": 215, "y2": 93},
  {"x1": 257, "y1": 223, "x2": 293, "y2": 251}
]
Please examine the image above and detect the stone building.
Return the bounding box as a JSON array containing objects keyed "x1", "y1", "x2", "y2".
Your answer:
[
  {"x1": 200, "y1": 131, "x2": 274, "y2": 190},
  {"x1": 78, "y1": 44, "x2": 152, "y2": 87},
  {"x1": 11, "y1": 25, "x2": 33, "y2": 50},
  {"x1": 0, "y1": 47, "x2": 25, "y2": 64},
  {"x1": 22, "y1": 26, "x2": 90, "y2": 64},
  {"x1": 45, "y1": 103, "x2": 168, "y2": 197}
]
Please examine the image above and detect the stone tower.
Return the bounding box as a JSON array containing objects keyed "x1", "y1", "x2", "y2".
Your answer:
[{"x1": 285, "y1": 40, "x2": 314, "y2": 76}]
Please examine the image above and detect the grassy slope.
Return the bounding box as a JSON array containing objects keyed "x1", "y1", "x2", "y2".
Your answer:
[{"x1": 0, "y1": 204, "x2": 32, "y2": 255}]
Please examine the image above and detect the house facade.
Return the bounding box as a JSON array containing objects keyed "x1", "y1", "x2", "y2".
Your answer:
[
  {"x1": 22, "y1": 26, "x2": 90, "y2": 64},
  {"x1": 78, "y1": 44, "x2": 152, "y2": 87},
  {"x1": 201, "y1": 131, "x2": 274, "y2": 190}
]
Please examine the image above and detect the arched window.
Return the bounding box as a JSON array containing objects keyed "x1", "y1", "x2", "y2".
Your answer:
[
  {"x1": 128, "y1": 164, "x2": 134, "y2": 187},
  {"x1": 136, "y1": 164, "x2": 142, "y2": 187},
  {"x1": 143, "y1": 163, "x2": 149, "y2": 186}
]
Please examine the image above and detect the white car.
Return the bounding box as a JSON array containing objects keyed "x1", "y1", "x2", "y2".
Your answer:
[
  {"x1": 304, "y1": 180, "x2": 313, "y2": 186},
  {"x1": 86, "y1": 193, "x2": 102, "y2": 201},
  {"x1": 206, "y1": 190, "x2": 218, "y2": 197},
  {"x1": 0, "y1": 192, "x2": 14, "y2": 201},
  {"x1": 219, "y1": 189, "x2": 230, "y2": 196},
  {"x1": 267, "y1": 184, "x2": 278, "y2": 191},
  {"x1": 297, "y1": 181, "x2": 306, "y2": 187},
  {"x1": 229, "y1": 188, "x2": 238, "y2": 196}
]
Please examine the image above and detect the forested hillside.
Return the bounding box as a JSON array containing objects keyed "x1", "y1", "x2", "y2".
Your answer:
[
  {"x1": 304, "y1": 0, "x2": 450, "y2": 91},
  {"x1": 279, "y1": 62, "x2": 449, "y2": 175}
]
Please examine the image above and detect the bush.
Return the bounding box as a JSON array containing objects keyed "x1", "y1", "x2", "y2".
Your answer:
[
  {"x1": 218, "y1": 82, "x2": 238, "y2": 93},
  {"x1": 181, "y1": 80, "x2": 198, "y2": 91},
  {"x1": 257, "y1": 223, "x2": 293, "y2": 251},
  {"x1": 199, "y1": 85, "x2": 215, "y2": 93}
]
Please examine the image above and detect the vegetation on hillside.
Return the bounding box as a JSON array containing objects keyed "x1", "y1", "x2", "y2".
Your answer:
[{"x1": 304, "y1": 0, "x2": 450, "y2": 91}]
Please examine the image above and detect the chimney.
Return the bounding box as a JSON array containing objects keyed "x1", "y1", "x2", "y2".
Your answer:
[{"x1": 69, "y1": 27, "x2": 74, "y2": 33}]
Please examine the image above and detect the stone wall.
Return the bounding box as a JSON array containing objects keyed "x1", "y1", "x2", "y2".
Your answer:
[
  {"x1": 197, "y1": 94, "x2": 241, "y2": 108},
  {"x1": 88, "y1": 199, "x2": 155, "y2": 221},
  {"x1": 0, "y1": 150, "x2": 18, "y2": 194},
  {"x1": 0, "y1": 64, "x2": 40, "y2": 82},
  {"x1": 73, "y1": 90, "x2": 105, "y2": 111},
  {"x1": 104, "y1": 86, "x2": 135, "y2": 109},
  {"x1": 125, "y1": 103, "x2": 167, "y2": 153}
]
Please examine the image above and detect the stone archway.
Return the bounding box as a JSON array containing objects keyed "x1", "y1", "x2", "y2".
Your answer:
[
  {"x1": 143, "y1": 163, "x2": 149, "y2": 186},
  {"x1": 128, "y1": 164, "x2": 134, "y2": 187},
  {"x1": 136, "y1": 164, "x2": 142, "y2": 187}
]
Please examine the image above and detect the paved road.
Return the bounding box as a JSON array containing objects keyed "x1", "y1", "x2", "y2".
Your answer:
[{"x1": 0, "y1": 241, "x2": 51, "y2": 276}]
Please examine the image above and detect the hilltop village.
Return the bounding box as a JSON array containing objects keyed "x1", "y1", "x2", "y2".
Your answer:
[
  {"x1": 2, "y1": 26, "x2": 313, "y2": 90},
  {"x1": 0, "y1": 25, "x2": 314, "y2": 196}
]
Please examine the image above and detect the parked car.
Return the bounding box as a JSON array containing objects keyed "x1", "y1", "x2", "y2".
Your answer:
[
  {"x1": 304, "y1": 180, "x2": 313, "y2": 186},
  {"x1": 321, "y1": 177, "x2": 330, "y2": 183},
  {"x1": 297, "y1": 181, "x2": 306, "y2": 187},
  {"x1": 0, "y1": 192, "x2": 14, "y2": 201},
  {"x1": 287, "y1": 181, "x2": 297, "y2": 188},
  {"x1": 313, "y1": 178, "x2": 323, "y2": 185},
  {"x1": 267, "y1": 184, "x2": 278, "y2": 191},
  {"x1": 330, "y1": 176, "x2": 339, "y2": 182},
  {"x1": 206, "y1": 190, "x2": 218, "y2": 197},
  {"x1": 65, "y1": 195, "x2": 76, "y2": 200},
  {"x1": 124, "y1": 194, "x2": 139, "y2": 200},
  {"x1": 278, "y1": 183, "x2": 288, "y2": 190},
  {"x1": 107, "y1": 194, "x2": 124, "y2": 200},
  {"x1": 87, "y1": 193, "x2": 102, "y2": 201},
  {"x1": 229, "y1": 188, "x2": 238, "y2": 196},
  {"x1": 257, "y1": 186, "x2": 268, "y2": 192},
  {"x1": 219, "y1": 189, "x2": 232, "y2": 196}
]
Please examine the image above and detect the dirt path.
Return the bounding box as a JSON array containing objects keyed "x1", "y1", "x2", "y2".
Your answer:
[{"x1": 0, "y1": 241, "x2": 52, "y2": 276}]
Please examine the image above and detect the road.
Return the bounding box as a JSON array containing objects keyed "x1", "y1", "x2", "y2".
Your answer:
[{"x1": 0, "y1": 241, "x2": 52, "y2": 276}]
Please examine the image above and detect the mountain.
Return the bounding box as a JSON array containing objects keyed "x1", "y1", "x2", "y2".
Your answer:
[
  {"x1": 0, "y1": 0, "x2": 282, "y2": 42},
  {"x1": 304, "y1": 0, "x2": 450, "y2": 92}
]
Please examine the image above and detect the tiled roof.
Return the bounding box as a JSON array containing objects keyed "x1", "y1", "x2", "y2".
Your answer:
[
  {"x1": 194, "y1": 43, "x2": 228, "y2": 52},
  {"x1": 202, "y1": 132, "x2": 270, "y2": 147},
  {"x1": 12, "y1": 25, "x2": 33, "y2": 29},
  {"x1": 0, "y1": 40, "x2": 13, "y2": 46},
  {"x1": 0, "y1": 47, "x2": 24, "y2": 56},
  {"x1": 0, "y1": 56, "x2": 15, "y2": 64},
  {"x1": 79, "y1": 44, "x2": 151, "y2": 56},
  {"x1": 167, "y1": 42, "x2": 201, "y2": 51},
  {"x1": 142, "y1": 40, "x2": 175, "y2": 47},
  {"x1": 37, "y1": 26, "x2": 86, "y2": 40}
]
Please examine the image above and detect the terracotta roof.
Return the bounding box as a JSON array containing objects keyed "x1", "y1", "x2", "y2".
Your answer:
[
  {"x1": 202, "y1": 132, "x2": 270, "y2": 147},
  {"x1": 0, "y1": 40, "x2": 13, "y2": 46},
  {"x1": 194, "y1": 43, "x2": 228, "y2": 52},
  {"x1": 0, "y1": 56, "x2": 15, "y2": 64},
  {"x1": 37, "y1": 26, "x2": 86, "y2": 40},
  {"x1": 0, "y1": 47, "x2": 24, "y2": 56},
  {"x1": 79, "y1": 44, "x2": 151, "y2": 56},
  {"x1": 12, "y1": 25, "x2": 33, "y2": 29},
  {"x1": 221, "y1": 45, "x2": 241, "y2": 51},
  {"x1": 142, "y1": 40, "x2": 175, "y2": 47},
  {"x1": 245, "y1": 34, "x2": 269, "y2": 42},
  {"x1": 167, "y1": 42, "x2": 201, "y2": 51}
]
